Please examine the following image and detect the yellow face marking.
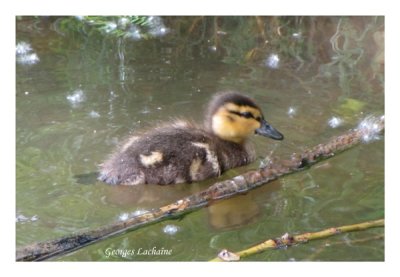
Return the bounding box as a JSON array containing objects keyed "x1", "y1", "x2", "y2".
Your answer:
[
  {"x1": 140, "y1": 151, "x2": 163, "y2": 167},
  {"x1": 211, "y1": 103, "x2": 263, "y2": 143}
]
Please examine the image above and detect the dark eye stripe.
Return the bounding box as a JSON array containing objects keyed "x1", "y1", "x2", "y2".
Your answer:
[
  {"x1": 228, "y1": 110, "x2": 259, "y2": 120},
  {"x1": 241, "y1": 111, "x2": 253, "y2": 118}
]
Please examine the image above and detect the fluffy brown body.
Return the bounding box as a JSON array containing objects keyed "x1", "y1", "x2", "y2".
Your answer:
[
  {"x1": 99, "y1": 121, "x2": 255, "y2": 185},
  {"x1": 98, "y1": 92, "x2": 283, "y2": 185}
]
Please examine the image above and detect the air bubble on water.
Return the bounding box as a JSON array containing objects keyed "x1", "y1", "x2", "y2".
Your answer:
[
  {"x1": 209, "y1": 45, "x2": 217, "y2": 52},
  {"x1": 357, "y1": 115, "x2": 384, "y2": 143},
  {"x1": 17, "y1": 52, "x2": 39, "y2": 65},
  {"x1": 89, "y1": 110, "x2": 100, "y2": 118},
  {"x1": 16, "y1": 42, "x2": 32, "y2": 55},
  {"x1": 126, "y1": 25, "x2": 142, "y2": 40},
  {"x1": 104, "y1": 22, "x2": 117, "y2": 33},
  {"x1": 16, "y1": 214, "x2": 28, "y2": 222},
  {"x1": 265, "y1": 53, "x2": 280, "y2": 69},
  {"x1": 118, "y1": 213, "x2": 129, "y2": 221},
  {"x1": 118, "y1": 209, "x2": 149, "y2": 221},
  {"x1": 163, "y1": 224, "x2": 180, "y2": 235},
  {"x1": 328, "y1": 116, "x2": 343, "y2": 128},
  {"x1": 16, "y1": 41, "x2": 40, "y2": 65},
  {"x1": 66, "y1": 89, "x2": 86, "y2": 106},
  {"x1": 292, "y1": 32, "x2": 302, "y2": 39},
  {"x1": 16, "y1": 213, "x2": 39, "y2": 223},
  {"x1": 131, "y1": 209, "x2": 148, "y2": 217},
  {"x1": 287, "y1": 107, "x2": 297, "y2": 117},
  {"x1": 118, "y1": 17, "x2": 129, "y2": 28},
  {"x1": 148, "y1": 16, "x2": 169, "y2": 37},
  {"x1": 19, "y1": 53, "x2": 40, "y2": 64}
]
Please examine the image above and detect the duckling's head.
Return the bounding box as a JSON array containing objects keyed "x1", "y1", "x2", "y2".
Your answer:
[{"x1": 205, "y1": 92, "x2": 284, "y2": 144}]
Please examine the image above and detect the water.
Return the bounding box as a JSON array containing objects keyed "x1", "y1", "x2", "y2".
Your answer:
[{"x1": 16, "y1": 16, "x2": 384, "y2": 261}]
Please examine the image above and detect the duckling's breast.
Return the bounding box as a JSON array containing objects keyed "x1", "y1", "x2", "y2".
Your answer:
[{"x1": 98, "y1": 123, "x2": 255, "y2": 185}]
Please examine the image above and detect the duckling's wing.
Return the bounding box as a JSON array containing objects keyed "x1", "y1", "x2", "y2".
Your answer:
[{"x1": 98, "y1": 127, "x2": 221, "y2": 185}]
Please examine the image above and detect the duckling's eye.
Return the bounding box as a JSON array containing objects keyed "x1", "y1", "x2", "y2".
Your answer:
[{"x1": 241, "y1": 111, "x2": 254, "y2": 119}]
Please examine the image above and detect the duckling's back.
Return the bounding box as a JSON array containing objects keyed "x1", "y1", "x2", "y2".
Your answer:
[{"x1": 98, "y1": 121, "x2": 254, "y2": 185}]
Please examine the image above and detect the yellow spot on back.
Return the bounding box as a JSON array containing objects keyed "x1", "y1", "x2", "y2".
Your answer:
[
  {"x1": 121, "y1": 136, "x2": 140, "y2": 152},
  {"x1": 140, "y1": 151, "x2": 163, "y2": 167},
  {"x1": 190, "y1": 158, "x2": 203, "y2": 181},
  {"x1": 191, "y1": 142, "x2": 220, "y2": 175}
]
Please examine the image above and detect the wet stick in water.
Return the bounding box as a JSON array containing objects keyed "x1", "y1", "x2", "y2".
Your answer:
[
  {"x1": 16, "y1": 115, "x2": 384, "y2": 261},
  {"x1": 211, "y1": 219, "x2": 384, "y2": 261}
]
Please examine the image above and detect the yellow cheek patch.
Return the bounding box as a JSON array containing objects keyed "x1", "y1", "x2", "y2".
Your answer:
[{"x1": 212, "y1": 104, "x2": 263, "y2": 143}]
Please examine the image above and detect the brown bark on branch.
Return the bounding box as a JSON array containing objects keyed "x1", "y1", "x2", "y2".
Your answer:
[
  {"x1": 16, "y1": 115, "x2": 384, "y2": 261},
  {"x1": 211, "y1": 218, "x2": 384, "y2": 261}
]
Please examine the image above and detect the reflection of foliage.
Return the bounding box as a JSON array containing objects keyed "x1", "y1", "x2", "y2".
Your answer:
[
  {"x1": 316, "y1": 17, "x2": 384, "y2": 95},
  {"x1": 56, "y1": 16, "x2": 168, "y2": 40},
  {"x1": 333, "y1": 98, "x2": 366, "y2": 118},
  {"x1": 162, "y1": 17, "x2": 383, "y2": 80},
  {"x1": 17, "y1": 16, "x2": 384, "y2": 95}
]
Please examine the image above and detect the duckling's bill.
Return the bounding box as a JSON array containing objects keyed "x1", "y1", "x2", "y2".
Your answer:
[{"x1": 255, "y1": 119, "x2": 284, "y2": 140}]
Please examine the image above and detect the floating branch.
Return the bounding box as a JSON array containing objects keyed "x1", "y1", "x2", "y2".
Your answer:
[
  {"x1": 211, "y1": 218, "x2": 384, "y2": 261},
  {"x1": 16, "y1": 115, "x2": 384, "y2": 261}
]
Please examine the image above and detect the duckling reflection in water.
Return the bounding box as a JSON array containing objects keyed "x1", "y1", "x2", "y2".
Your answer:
[
  {"x1": 98, "y1": 91, "x2": 283, "y2": 185},
  {"x1": 208, "y1": 195, "x2": 260, "y2": 230}
]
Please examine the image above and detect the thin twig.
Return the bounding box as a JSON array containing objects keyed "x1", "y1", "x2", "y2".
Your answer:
[{"x1": 211, "y1": 219, "x2": 384, "y2": 261}]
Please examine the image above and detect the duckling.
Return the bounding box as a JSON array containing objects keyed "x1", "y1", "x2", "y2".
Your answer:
[{"x1": 98, "y1": 91, "x2": 283, "y2": 185}]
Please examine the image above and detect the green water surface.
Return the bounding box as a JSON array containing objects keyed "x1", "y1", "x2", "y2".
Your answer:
[{"x1": 16, "y1": 16, "x2": 384, "y2": 261}]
